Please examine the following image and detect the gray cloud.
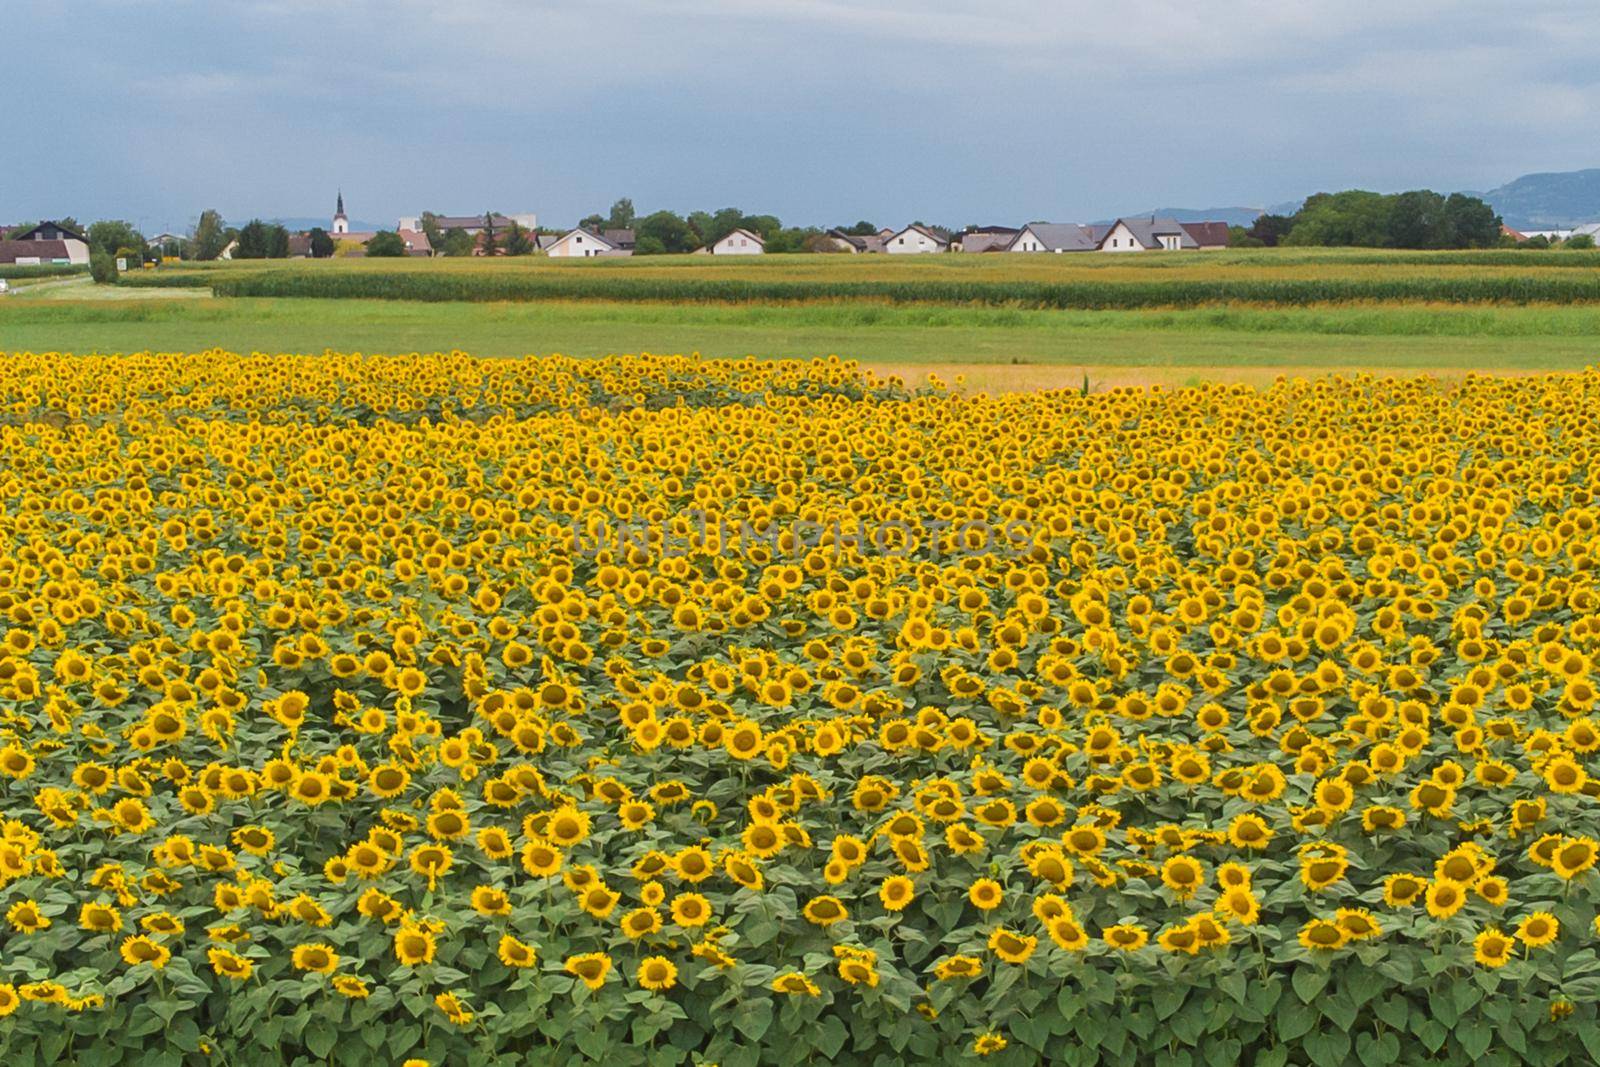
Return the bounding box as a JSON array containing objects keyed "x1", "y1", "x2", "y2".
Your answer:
[{"x1": 6, "y1": 0, "x2": 1599, "y2": 232}]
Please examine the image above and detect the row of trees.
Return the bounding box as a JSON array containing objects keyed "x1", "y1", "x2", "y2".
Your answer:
[
  {"x1": 572, "y1": 199, "x2": 861, "y2": 255},
  {"x1": 1231, "y1": 190, "x2": 1505, "y2": 249}
]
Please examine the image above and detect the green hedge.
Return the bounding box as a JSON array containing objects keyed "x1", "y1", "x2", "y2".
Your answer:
[
  {"x1": 117, "y1": 269, "x2": 1600, "y2": 307},
  {"x1": 0, "y1": 263, "x2": 85, "y2": 280}
]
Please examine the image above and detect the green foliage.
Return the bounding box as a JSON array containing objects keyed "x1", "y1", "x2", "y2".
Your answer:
[
  {"x1": 1565, "y1": 234, "x2": 1595, "y2": 250},
  {"x1": 306, "y1": 228, "x2": 336, "y2": 259},
  {"x1": 438, "y1": 229, "x2": 476, "y2": 257},
  {"x1": 504, "y1": 222, "x2": 534, "y2": 256},
  {"x1": 1285, "y1": 190, "x2": 1501, "y2": 249},
  {"x1": 636, "y1": 211, "x2": 697, "y2": 254},
  {"x1": 0, "y1": 263, "x2": 84, "y2": 280},
  {"x1": 232, "y1": 220, "x2": 291, "y2": 260},
  {"x1": 364, "y1": 231, "x2": 407, "y2": 257},
  {"x1": 88, "y1": 250, "x2": 118, "y2": 284},
  {"x1": 85, "y1": 221, "x2": 147, "y2": 260},
  {"x1": 189, "y1": 210, "x2": 231, "y2": 261}
]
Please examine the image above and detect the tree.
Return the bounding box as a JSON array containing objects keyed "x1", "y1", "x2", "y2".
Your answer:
[
  {"x1": 635, "y1": 210, "x2": 696, "y2": 254},
  {"x1": 267, "y1": 224, "x2": 290, "y2": 258},
  {"x1": 307, "y1": 228, "x2": 335, "y2": 258},
  {"x1": 578, "y1": 213, "x2": 605, "y2": 231},
  {"x1": 1244, "y1": 213, "x2": 1294, "y2": 247},
  {"x1": 419, "y1": 212, "x2": 443, "y2": 249},
  {"x1": 1228, "y1": 225, "x2": 1264, "y2": 248},
  {"x1": 1283, "y1": 191, "x2": 1391, "y2": 247},
  {"x1": 1566, "y1": 233, "x2": 1596, "y2": 249},
  {"x1": 504, "y1": 221, "x2": 533, "y2": 255},
  {"x1": 606, "y1": 198, "x2": 636, "y2": 231},
  {"x1": 480, "y1": 212, "x2": 499, "y2": 256},
  {"x1": 86, "y1": 220, "x2": 146, "y2": 259},
  {"x1": 765, "y1": 227, "x2": 818, "y2": 253},
  {"x1": 89, "y1": 250, "x2": 118, "y2": 284},
  {"x1": 365, "y1": 231, "x2": 407, "y2": 256},
  {"x1": 190, "y1": 209, "x2": 230, "y2": 261},
  {"x1": 1387, "y1": 190, "x2": 1449, "y2": 249},
  {"x1": 1442, "y1": 193, "x2": 1501, "y2": 248},
  {"x1": 232, "y1": 219, "x2": 280, "y2": 259},
  {"x1": 440, "y1": 229, "x2": 475, "y2": 257},
  {"x1": 839, "y1": 221, "x2": 879, "y2": 236}
]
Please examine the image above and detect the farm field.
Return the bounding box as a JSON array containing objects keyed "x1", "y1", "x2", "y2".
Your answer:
[
  {"x1": 1, "y1": 350, "x2": 1599, "y2": 1066},
  {"x1": 5, "y1": 246, "x2": 1600, "y2": 379}
]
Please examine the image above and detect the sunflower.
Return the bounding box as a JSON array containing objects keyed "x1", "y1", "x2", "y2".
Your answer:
[
  {"x1": 394, "y1": 927, "x2": 437, "y2": 967},
  {"x1": 772, "y1": 971, "x2": 820, "y2": 995},
  {"x1": 1102, "y1": 923, "x2": 1149, "y2": 951},
  {"x1": 636, "y1": 955, "x2": 678, "y2": 992},
  {"x1": 207, "y1": 947, "x2": 254, "y2": 981},
  {"x1": 1297, "y1": 919, "x2": 1348, "y2": 951},
  {"x1": 967, "y1": 878, "x2": 1003, "y2": 911},
  {"x1": 987, "y1": 928, "x2": 1037, "y2": 964},
  {"x1": 1473, "y1": 927, "x2": 1515, "y2": 968},
  {"x1": 497, "y1": 934, "x2": 537, "y2": 968},
  {"x1": 1516, "y1": 911, "x2": 1560, "y2": 948},
  {"x1": 292, "y1": 943, "x2": 338, "y2": 974},
  {"x1": 565, "y1": 952, "x2": 612, "y2": 990},
  {"x1": 670, "y1": 892, "x2": 712, "y2": 928},
  {"x1": 435, "y1": 992, "x2": 474, "y2": 1026},
  {"x1": 120, "y1": 935, "x2": 171, "y2": 969}
]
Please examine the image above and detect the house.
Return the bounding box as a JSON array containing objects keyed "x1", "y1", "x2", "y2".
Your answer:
[
  {"x1": 824, "y1": 229, "x2": 884, "y2": 253},
  {"x1": 955, "y1": 226, "x2": 1020, "y2": 253},
  {"x1": 1006, "y1": 223, "x2": 1098, "y2": 254},
  {"x1": 711, "y1": 228, "x2": 764, "y2": 255},
  {"x1": 399, "y1": 213, "x2": 538, "y2": 235},
  {"x1": 534, "y1": 234, "x2": 563, "y2": 253},
  {"x1": 1178, "y1": 221, "x2": 1231, "y2": 250},
  {"x1": 884, "y1": 224, "x2": 950, "y2": 254},
  {"x1": 546, "y1": 228, "x2": 634, "y2": 258},
  {"x1": 5, "y1": 221, "x2": 90, "y2": 264},
  {"x1": 1568, "y1": 223, "x2": 1600, "y2": 243},
  {"x1": 0, "y1": 240, "x2": 75, "y2": 266},
  {"x1": 1500, "y1": 224, "x2": 1528, "y2": 242},
  {"x1": 1099, "y1": 217, "x2": 1198, "y2": 252}
]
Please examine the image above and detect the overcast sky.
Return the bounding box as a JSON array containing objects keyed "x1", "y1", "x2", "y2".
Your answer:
[{"x1": 7, "y1": 0, "x2": 1598, "y2": 233}]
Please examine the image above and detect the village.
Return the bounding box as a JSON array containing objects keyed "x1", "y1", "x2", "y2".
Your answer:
[{"x1": 0, "y1": 193, "x2": 1239, "y2": 267}]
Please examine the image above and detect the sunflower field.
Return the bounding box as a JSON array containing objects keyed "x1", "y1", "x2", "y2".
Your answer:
[{"x1": 3, "y1": 352, "x2": 1600, "y2": 1067}]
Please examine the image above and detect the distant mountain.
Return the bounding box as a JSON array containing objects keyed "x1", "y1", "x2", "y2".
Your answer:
[
  {"x1": 1477, "y1": 169, "x2": 1600, "y2": 229},
  {"x1": 1088, "y1": 207, "x2": 1265, "y2": 227},
  {"x1": 1136, "y1": 206, "x2": 1265, "y2": 227}
]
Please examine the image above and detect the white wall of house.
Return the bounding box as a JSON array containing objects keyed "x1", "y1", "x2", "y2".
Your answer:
[
  {"x1": 711, "y1": 231, "x2": 763, "y2": 255},
  {"x1": 1009, "y1": 228, "x2": 1044, "y2": 253},
  {"x1": 886, "y1": 228, "x2": 945, "y2": 254},
  {"x1": 61, "y1": 239, "x2": 90, "y2": 265},
  {"x1": 1100, "y1": 222, "x2": 1144, "y2": 252},
  {"x1": 547, "y1": 231, "x2": 611, "y2": 258}
]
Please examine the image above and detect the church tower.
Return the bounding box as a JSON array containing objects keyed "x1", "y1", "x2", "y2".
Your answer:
[{"x1": 333, "y1": 190, "x2": 349, "y2": 235}]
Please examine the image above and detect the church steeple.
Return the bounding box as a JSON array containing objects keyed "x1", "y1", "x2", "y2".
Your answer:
[{"x1": 332, "y1": 189, "x2": 349, "y2": 235}]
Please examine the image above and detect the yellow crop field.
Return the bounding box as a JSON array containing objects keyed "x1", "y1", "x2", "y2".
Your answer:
[{"x1": 1, "y1": 351, "x2": 1598, "y2": 1066}]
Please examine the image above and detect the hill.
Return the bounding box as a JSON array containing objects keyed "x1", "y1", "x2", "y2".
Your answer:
[{"x1": 1478, "y1": 169, "x2": 1600, "y2": 229}]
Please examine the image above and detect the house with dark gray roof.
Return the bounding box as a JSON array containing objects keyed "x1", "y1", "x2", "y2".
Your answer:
[
  {"x1": 1007, "y1": 223, "x2": 1099, "y2": 253},
  {"x1": 1099, "y1": 216, "x2": 1197, "y2": 252},
  {"x1": 884, "y1": 224, "x2": 951, "y2": 254},
  {"x1": 824, "y1": 229, "x2": 885, "y2": 253}
]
